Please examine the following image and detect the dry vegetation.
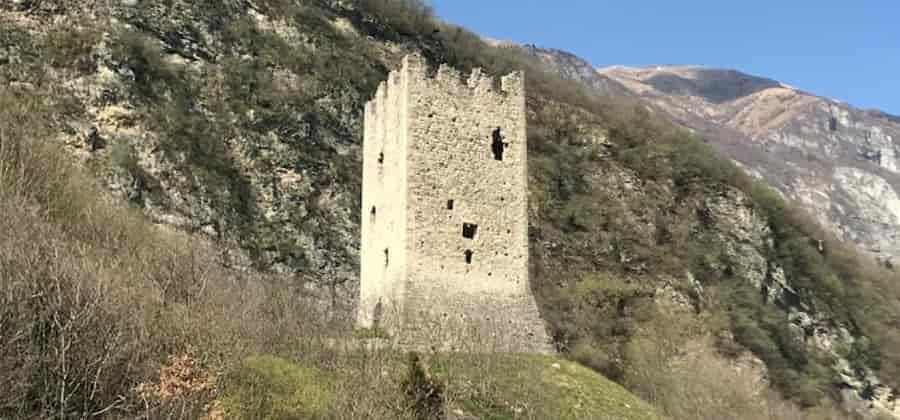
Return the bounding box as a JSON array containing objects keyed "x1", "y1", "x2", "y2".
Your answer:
[
  {"x1": 0, "y1": 84, "x2": 316, "y2": 417},
  {"x1": 0, "y1": 79, "x2": 653, "y2": 420},
  {"x1": 0, "y1": 79, "x2": 420, "y2": 419},
  {"x1": 2, "y1": 0, "x2": 899, "y2": 419}
]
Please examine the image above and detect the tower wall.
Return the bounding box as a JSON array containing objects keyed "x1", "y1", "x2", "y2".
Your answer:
[
  {"x1": 358, "y1": 59, "x2": 411, "y2": 332},
  {"x1": 360, "y1": 54, "x2": 551, "y2": 353}
]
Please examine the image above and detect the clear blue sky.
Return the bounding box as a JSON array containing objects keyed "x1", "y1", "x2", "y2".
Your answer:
[{"x1": 431, "y1": 1, "x2": 900, "y2": 115}]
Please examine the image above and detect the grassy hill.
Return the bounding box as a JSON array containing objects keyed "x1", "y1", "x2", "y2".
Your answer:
[
  {"x1": 222, "y1": 353, "x2": 660, "y2": 419},
  {"x1": 1, "y1": 0, "x2": 899, "y2": 418}
]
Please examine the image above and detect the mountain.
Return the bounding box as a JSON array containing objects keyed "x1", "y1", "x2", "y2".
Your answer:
[
  {"x1": 602, "y1": 65, "x2": 900, "y2": 263},
  {"x1": 520, "y1": 46, "x2": 900, "y2": 266},
  {"x1": 515, "y1": 43, "x2": 900, "y2": 417},
  {"x1": 516, "y1": 45, "x2": 635, "y2": 98},
  {"x1": 3, "y1": 1, "x2": 900, "y2": 419}
]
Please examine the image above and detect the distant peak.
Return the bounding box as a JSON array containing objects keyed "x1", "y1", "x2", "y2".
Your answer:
[{"x1": 599, "y1": 65, "x2": 795, "y2": 104}]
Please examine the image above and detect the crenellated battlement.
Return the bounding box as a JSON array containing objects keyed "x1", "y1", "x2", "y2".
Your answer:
[
  {"x1": 368, "y1": 53, "x2": 524, "y2": 105},
  {"x1": 440, "y1": 64, "x2": 525, "y2": 96}
]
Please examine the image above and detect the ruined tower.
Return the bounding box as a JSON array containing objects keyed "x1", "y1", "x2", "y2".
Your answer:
[{"x1": 358, "y1": 54, "x2": 551, "y2": 353}]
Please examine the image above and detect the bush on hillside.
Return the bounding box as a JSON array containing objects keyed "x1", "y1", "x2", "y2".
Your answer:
[{"x1": 357, "y1": 0, "x2": 435, "y2": 37}]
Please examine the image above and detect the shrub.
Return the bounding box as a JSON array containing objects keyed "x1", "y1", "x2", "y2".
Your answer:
[
  {"x1": 43, "y1": 24, "x2": 100, "y2": 73},
  {"x1": 357, "y1": 0, "x2": 436, "y2": 37},
  {"x1": 402, "y1": 353, "x2": 445, "y2": 420},
  {"x1": 112, "y1": 30, "x2": 187, "y2": 100}
]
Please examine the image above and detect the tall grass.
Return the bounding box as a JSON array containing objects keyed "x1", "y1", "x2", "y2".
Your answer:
[
  {"x1": 0, "y1": 83, "x2": 335, "y2": 418},
  {"x1": 0, "y1": 82, "x2": 518, "y2": 420}
]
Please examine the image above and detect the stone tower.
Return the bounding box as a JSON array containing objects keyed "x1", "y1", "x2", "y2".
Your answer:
[{"x1": 358, "y1": 54, "x2": 551, "y2": 353}]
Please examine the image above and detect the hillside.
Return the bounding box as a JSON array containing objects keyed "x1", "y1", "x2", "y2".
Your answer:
[
  {"x1": 520, "y1": 45, "x2": 900, "y2": 418},
  {"x1": 2, "y1": 1, "x2": 899, "y2": 419},
  {"x1": 602, "y1": 65, "x2": 900, "y2": 265},
  {"x1": 518, "y1": 45, "x2": 900, "y2": 267}
]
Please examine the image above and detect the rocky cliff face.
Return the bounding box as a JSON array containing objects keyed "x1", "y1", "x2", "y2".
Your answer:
[{"x1": 0, "y1": 0, "x2": 395, "y2": 318}]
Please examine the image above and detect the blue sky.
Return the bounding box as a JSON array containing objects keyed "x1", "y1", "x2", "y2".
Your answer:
[{"x1": 431, "y1": 1, "x2": 900, "y2": 115}]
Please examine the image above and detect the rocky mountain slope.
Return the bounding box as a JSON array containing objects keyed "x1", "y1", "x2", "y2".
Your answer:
[
  {"x1": 602, "y1": 65, "x2": 900, "y2": 264},
  {"x1": 3, "y1": 1, "x2": 900, "y2": 418},
  {"x1": 521, "y1": 45, "x2": 900, "y2": 266},
  {"x1": 516, "y1": 44, "x2": 900, "y2": 418}
]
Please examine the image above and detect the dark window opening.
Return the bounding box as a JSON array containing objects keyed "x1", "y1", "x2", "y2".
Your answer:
[
  {"x1": 370, "y1": 206, "x2": 376, "y2": 216},
  {"x1": 491, "y1": 127, "x2": 508, "y2": 161},
  {"x1": 384, "y1": 248, "x2": 389, "y2": 266},
  {"x1": 447, "y1": 200, "x2": 454, "y2": 210},
  {"x1": 828, "y1": 117, "x2": 838, "y2": 132},
  {"x1": 465, "y1": 250, "x2": 473, "y2": 264},
  {"x1": 462, "y1": 223, "x2": 479, "y2": 239},
  {"x1": 378, "y1": 152, "x2": 384, "y2": 164}
]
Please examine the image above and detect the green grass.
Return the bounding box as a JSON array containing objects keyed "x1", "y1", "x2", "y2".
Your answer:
[
  {"x1": 220, "y1": 352, "x2": 659, "y2": 420},
  {"x1": 431, "y1": 353, "x2": 660, "y2": 420},
  {"x1": 223, "y1": 355, "x2": 339, "y2": 420}
]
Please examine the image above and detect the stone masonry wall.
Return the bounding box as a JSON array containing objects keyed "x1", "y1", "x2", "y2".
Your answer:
[
  {"x1": 360, "y1": 54, "x2": 552, "y2": 353},
  {"x1": 358, "y1": 62, "x2": 410, "y2": 332}
]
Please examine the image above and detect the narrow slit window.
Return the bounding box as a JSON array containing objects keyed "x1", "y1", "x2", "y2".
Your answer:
[
  {"x1": 462, "y1": 223, "x2": 478, "y2": 239},
  {"x1": 491, "y1": 127, "x2": 507, "y2": 161},
  {"x1": 378, "y1": 151, "x2": 384, "y2": 164},
  {"x1": 384, "y1": 248, "x2": 389, "y2": 266},
  {"x1": 371, "y1": 206, "x2": 377, "y2": 216},
  {"x1": 447, "y1": 200, "x2": 454, "y2": 210},
  {"x1": 465, "y1": 250, "x2": 474, "y2": 265}
]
